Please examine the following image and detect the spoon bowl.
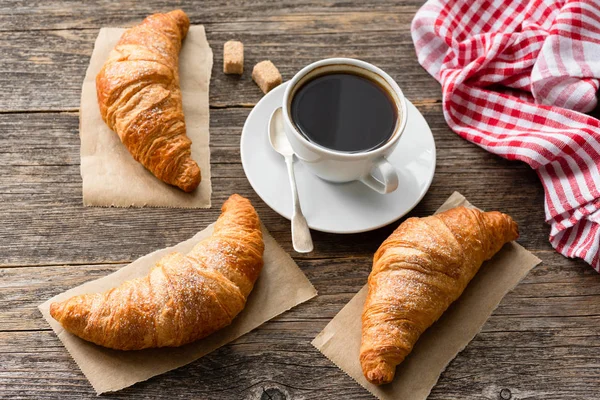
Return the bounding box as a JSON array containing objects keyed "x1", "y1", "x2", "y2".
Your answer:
[{"x1": 269, "y1": 108, "x2": 294, "y2": 156}]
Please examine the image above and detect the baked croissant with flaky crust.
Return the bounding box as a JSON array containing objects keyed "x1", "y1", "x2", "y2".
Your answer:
[
  {"x1": 50, "y1": 194, "x2": 264, "y2": 350},
  {"x1": 96, "y1": 10, "x2": 201, "y2": 192},
  {"x1": 360, "y1": 206, "x2": 518, "y2": 385}
]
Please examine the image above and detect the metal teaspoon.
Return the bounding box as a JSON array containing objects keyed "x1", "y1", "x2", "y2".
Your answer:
[{"x1": 268, "y1": 107, "x2": 314, "y2": 253}]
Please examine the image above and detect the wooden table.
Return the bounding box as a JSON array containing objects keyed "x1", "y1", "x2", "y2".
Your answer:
[{"x1": 2, "y1": 1, "x2": 599, "y2": 399}]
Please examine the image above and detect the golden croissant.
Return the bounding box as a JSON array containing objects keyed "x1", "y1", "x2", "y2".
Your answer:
[
  {"x1": 96, "y1": 10, "x2": 201, "y2": 192},
  {"x1": 50, "y1": 194, "x2": 264, "y2": 350},
  {"x1": 360, "y1": 206, "x2": 518, "y2": 385}
]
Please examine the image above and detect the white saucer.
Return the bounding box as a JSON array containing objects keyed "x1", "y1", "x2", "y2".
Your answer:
[{"x1": 240, "y1": 82, "x2": 436, "y2": 234}]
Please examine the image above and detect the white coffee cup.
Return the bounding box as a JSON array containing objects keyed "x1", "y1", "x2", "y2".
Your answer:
[{"x1": 280, "y1": 58, "x2": 407, "y2": 194}]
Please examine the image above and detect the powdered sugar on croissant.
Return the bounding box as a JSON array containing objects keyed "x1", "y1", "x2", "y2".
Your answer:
[{"x1": 50, "y1": 194, "x2": 264, "y2": 350}]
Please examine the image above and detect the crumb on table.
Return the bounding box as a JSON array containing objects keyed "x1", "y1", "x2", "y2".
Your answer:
[
  {"x1": 252, "y1": 60, "x2": 282, "y2": 94},
  {"x1": 223, "y1": 40, "x2": 244, "y2": 75}
]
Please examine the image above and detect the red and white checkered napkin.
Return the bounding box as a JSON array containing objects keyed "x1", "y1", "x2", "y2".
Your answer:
[{"x1": 412, "y1": 0, "x2": 600, "y2": 271}]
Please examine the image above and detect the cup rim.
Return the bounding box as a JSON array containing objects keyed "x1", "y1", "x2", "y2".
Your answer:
[{"x1": 282, "y1": 57, "x2": 408, "y2": 160}]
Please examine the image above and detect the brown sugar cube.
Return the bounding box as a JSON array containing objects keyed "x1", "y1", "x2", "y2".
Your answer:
[
  {"x1": 223, "y1": 40, "x2": 244, "y2": 75},
  {"x1": 252, "y1": 60, "x2": 282, "y2": 94}
]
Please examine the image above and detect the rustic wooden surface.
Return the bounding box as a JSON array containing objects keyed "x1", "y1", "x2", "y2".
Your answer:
[{"x1": 1, "y1": 1, "x2": 599, "y2": 399}]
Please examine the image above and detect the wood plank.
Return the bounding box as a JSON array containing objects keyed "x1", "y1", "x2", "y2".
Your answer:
[
  {"x1": 0, "y1": 251, "x2": 596, "y2": 331},
  {"x1": 1, "y1": 328, "x2": 599, "y2": 399},
  {"x1": 0, "y1": 105, "x2": 555, "y2": 267},
  {"x1": 0, "y1": 1, "x2": 424, "y2": 31},
  {"x1": 0, "y1": 23, "x2": 440, "y2": 112}
]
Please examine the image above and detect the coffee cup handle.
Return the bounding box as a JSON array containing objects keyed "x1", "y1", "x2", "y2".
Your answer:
[{"x1": 360, "y1": 157, "x2": 399, "y2": 194}]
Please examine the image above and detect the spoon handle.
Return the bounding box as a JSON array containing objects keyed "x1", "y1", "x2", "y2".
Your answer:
[{"x1": 285, "y1": 155, "x2": 314, "y2": 253}]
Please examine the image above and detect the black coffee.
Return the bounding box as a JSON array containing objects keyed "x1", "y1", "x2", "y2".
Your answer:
[{"x1": 290, "y1": 72, "x2": 397, "y2": 153}]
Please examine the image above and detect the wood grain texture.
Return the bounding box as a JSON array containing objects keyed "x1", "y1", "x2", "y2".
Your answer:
[
  {"x1": 0, "y1": 24, "x2": 438, "y2": 111},
  {"x1": 0, "y1": 0, "x2": 599, "y2": 398},
  {"x1": 0, "y1": 1, "x2": 424, "y2": 31},
  {"x1": 0, "y1": 106, "x2": 551, "y2": 267},
  {"x1": 1, "y1": 253, "x2": 599, "y2": 399}
]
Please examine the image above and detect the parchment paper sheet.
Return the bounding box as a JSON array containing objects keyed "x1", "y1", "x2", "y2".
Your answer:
[
  {"x1": 39, "y1": 224, "x2": 317, "y2": 394},
  {"x1": 312, "y1": 192, "x2": 542, "y2": 400},
  {"x1": 80, "y1": 26, "x2": 212, "y2": 208}
]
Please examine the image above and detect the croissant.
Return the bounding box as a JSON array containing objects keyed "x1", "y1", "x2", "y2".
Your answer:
[
  {"x1": 96, "y1": 10, "x2": 201, "y2": 192},
  {"x1": 50, "y1": 194, "x2": 264, "y2": 350},
  {"x1": 360, "y1": 206, "x2": 518, "y2": 385}
]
